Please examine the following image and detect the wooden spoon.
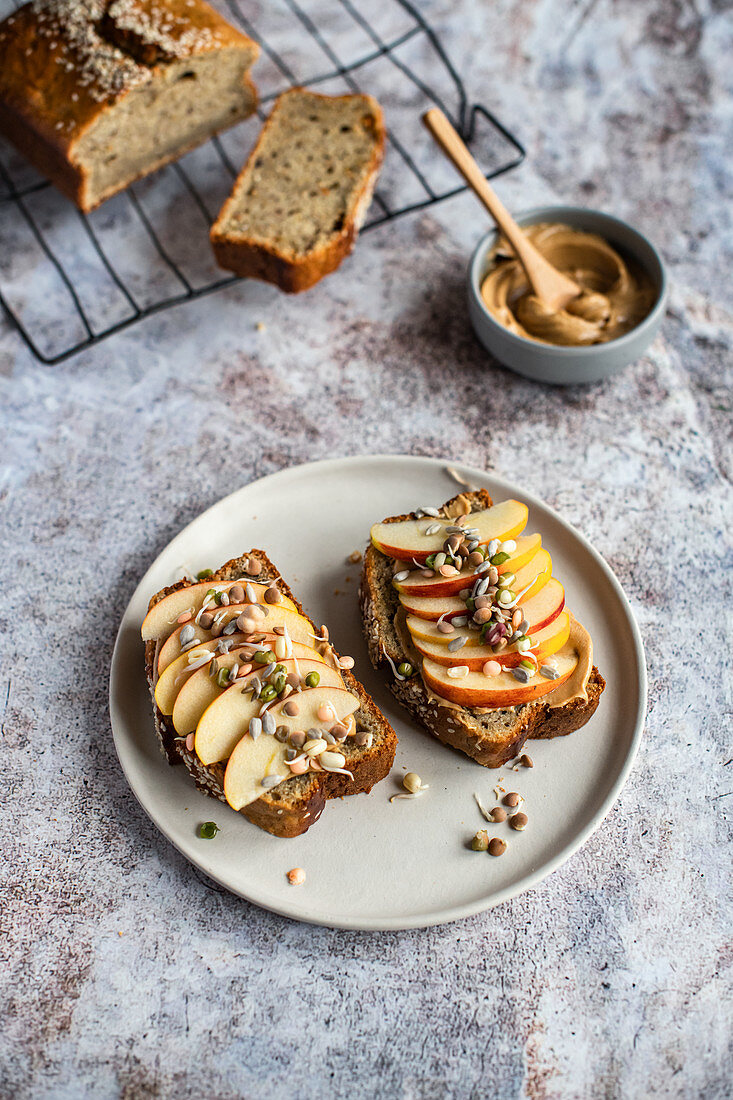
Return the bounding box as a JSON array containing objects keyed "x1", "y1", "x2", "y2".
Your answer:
[{"x1": 423, "y1": 107, "x2": 580, "y2": 312}]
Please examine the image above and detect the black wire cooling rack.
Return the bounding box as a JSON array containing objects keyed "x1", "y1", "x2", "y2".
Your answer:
[{"x1": 0, "y1": 0, "x2": 525, "y2": 364}]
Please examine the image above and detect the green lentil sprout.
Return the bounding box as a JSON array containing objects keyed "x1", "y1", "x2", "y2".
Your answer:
[{"x1": 198, "y1": 822, "x2": 219, "y2": 839}]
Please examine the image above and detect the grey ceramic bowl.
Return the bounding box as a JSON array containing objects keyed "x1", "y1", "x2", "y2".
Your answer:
[{"x1": 467, "y1": 205, "x2": 667, "y2": 385}]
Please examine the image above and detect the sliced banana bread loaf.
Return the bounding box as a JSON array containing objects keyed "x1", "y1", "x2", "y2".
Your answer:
[{"x1": 0, "y1": 0, "x2": 259, "y2": 211}]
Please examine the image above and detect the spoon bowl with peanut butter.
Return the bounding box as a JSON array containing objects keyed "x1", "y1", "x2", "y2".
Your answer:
[{"x1": 467, "y1": 206, "x2": 667, "y2": 385}]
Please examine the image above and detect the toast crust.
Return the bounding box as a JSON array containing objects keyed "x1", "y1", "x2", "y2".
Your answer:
[
  {"x1": 210, "y1": 89, "x2": 386, "y2": 292},
  {"x1": 360, "y1": 491, "x2": 605, "y2": 768},
  {"x1": 144, "y1": 549, "x2": 397, "y2": 837}
]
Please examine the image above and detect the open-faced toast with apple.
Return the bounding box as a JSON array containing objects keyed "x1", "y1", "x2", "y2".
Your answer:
[
  {"x1": 360, "y1": 490, "x2": 605, "y2": 768},
  {"x1": 142, "y1": 550, "x2": 397, "y2": 837}
]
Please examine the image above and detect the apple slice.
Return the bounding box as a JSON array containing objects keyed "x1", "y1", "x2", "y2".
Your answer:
[
  {"x1": 156, "y1": 603, "x2": 318, "y2": 675},
  {"x1": 511, "y1": 547, "x2": 552, "y2": 602},
  {"x1": 421, "y1": 651, "x2": 577, "y2": 708},
  {"x1": 155, "y1": 635, "x2": 247, "y2": 715},
  {"x1": 196, "y1": 677, "x2": 359, "y2": 767},
  {"x1": 393, "y1": 533, "x2": 543, "y2": 599},
  {"x1": 398, "y1": 591, "x2": 469, "y2": 621},
  {"x1": 174, "y1": 652, "x2": 337, "y2": 736},
  {"x1": 371, "y1": 500, "x2": 529, "y2": 564},
  {"x1": 141, "y1": 579, "x2": 297, "y2": 641},
  {"x1": 397, "y1": 539, "x2": 548, "y2": 618},
  {"x1": 405, "y1": 578, "x2": 565, "y2": 647},
  {"x1": 223, "y1": 687, "x2": 360, "y2": 810},
  {"x1": 411, "y1": 613, "x2": 570, "y2": 670},
  {"x1": 155, "y1": 637, "x2": 322, "y2": 718}
]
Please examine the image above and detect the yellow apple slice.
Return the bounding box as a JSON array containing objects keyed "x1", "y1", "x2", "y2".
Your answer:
[
  {"x1": 223, "y1": 687, "x2": 361, "y2": 810},
  {"x1": 392, "y1": 533, "x2": 542, "y2": 598},
  {"x1": 155, "y1": 637, "x2": 322, "y2": 718},
  {"x1": 421, "y1": 649, "x2": 577, "y2": 708},
  {"x1": 512, "y1": 547, "x2": 552, "y2": 602},
  {"x1": 156, "y1": 604, "x2": 318, "y2": 675},
  {"x1": 142, "y1": 579, "x2": 297, "y2": 641},
  {"x1": 174, "y1": 652, "x2": 335, "y2": 736},
  {"x1": 406, "y1": 578, "x2": 565, "y2": 647},
  {"x1": 154, "y1": 635, "x2": 248, "y2": 714},
  {"x1": 196, "y1": 672, "x2": 357, "y2": 767},
  {"x1": 411, "y1": 612, "x2": 570, "y2": 670},
  {"x1": 371, "y1": 500, "x2": 528, "y2": 564}
]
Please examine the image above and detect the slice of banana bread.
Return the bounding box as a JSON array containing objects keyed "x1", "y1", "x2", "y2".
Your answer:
[
  {"x1": 210, "y1": 89, "x2": 385, "y2": 292},
  {"x1": 360, "y1": 492, "x2": 605, "y2": 768},
  {"x1": 144, "y1": 549, "x2": 398, "y2": 838}
]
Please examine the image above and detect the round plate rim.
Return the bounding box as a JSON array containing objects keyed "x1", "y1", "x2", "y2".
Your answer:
[{"x1": 109, "y1": 454, "x2": 647, "y2": 930}]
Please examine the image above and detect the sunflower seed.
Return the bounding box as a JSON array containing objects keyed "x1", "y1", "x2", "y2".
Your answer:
[
  {"x1": 475, "y1": 578, "x2": 490, "y2": 597},
  {"x1": 262, "y1": 711, "x2": 276, "y2": 736},
  {"x1": 393, "y1": 570, "x2": 410, "y2": 581},
  {"x1": 245, "y1": 583, "x2": 257, "y2": 603},
  {"x1": 179, "y1": 624, "x2": 196, "y2": 645},
  {"x1": 261, "y1": 774, "x2": 283, "y2": 789},
  {"x1": 511, "y1": 667, "x2": 531, "y2": 684},
  {"x1": 448, "y1": 635, "x2": 466, "y2": 652},
  {"x1": 451, "y1": 615, "x2": 469, "y2": 627},
  {"x1": 476, "y1": 560, "x2": 492, "y2": 574},
  {"x1": 222, "y1": 620, "x2": 239, "y2": 635},
  {"x1": 249, "y1": 717, "x2": 262, "y2": 739},
  {"x1": 421, "y1": 506, "x2": 440, "y2": 517},
  {"x1": 540, "y1": 666, "x2": 560, "y2": 680},
  {"x1": 424, "y1": 523, "x2": 441, "y2": 536}
]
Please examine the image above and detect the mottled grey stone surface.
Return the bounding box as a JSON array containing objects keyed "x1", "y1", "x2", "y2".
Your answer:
[{"x1": 1, "y1": 1, "x2": 731, "y2": 1097}]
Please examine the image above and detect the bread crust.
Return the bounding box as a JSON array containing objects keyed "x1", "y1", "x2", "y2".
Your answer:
[
  {"x1": 0, "y1": 0, "x2": 259, "y2": 211},
  {"x1": 360, "y1": 491, "x2": 605, "y2": 768},
  {"x1": 210, "y1": 89, "x2": 386, "y2": 292},
  {"x1": 144, "y1": 549, "x2": 398, "y2": 837}
]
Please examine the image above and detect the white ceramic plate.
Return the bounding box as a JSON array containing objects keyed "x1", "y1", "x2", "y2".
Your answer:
[{"x1": 110, "y1": 455, "x2": 646, "y2": 930}]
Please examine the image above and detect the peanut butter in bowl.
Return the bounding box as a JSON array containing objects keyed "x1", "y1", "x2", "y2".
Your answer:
[{"x1": 481, "y1": 222, "x2": 657, "y2": 347}]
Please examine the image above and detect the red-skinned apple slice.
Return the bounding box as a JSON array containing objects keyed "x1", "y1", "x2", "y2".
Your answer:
[
  {"x1": 411, "y1": 612, "x2": 570, "y2": 670},
  {"x1": 393, "y1": 534, "x2": 543, "y2": 599},
  {"x1": 156, "y1": 604, "x2": 318, "y2": 674},
  {"x1": 421, "y1": 650, "x2": 577, "y2": 708},
  {"x1": 173, "y1": 652, "x2": 338, "y2": 735},
  {"x1": 223, "y1": 688, "x2": 360, "y2": 810},
  {"x1": 397, "y1": 545, "x2": 552, "y2": 620},
  {"x1": 371, "y1": 500, "x2": 529, "y2": 564},
  {"x1": 406, "y1": 579, "x2": 565, "y2": 647},
  {"x1": 141, "y1": 580, "x2": 297, "y2": 641}
]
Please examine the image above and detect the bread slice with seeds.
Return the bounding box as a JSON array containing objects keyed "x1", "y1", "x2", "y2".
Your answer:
[
  {"x1": 0, "y1": 0, "x2": 259, "y2": 212},
  {"x1": 210, "y1": 88, "x2": 385, "y2": 292},
  {"x1": 360, "y1": 491, "x2": 605, "y2": 768},
  {"x1": 144, "y1": 549, "x2": 397, "y2": 838}
]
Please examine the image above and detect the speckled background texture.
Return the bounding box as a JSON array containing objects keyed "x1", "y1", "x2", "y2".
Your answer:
[{"x1": 1, "y1": 0, "x2": 731, "y2": 1096}]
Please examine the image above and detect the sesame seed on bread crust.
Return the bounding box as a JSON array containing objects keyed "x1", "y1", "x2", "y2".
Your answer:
[
  {"x1": 359, "y1": 491, "x2": 605, "y2": 768},
  {"x1": 144, "y1": 549, "x2": 398, "y2": 838}
]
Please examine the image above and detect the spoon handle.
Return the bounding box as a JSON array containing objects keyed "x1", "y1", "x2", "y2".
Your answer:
[{"x1": 422, "y1": 108, "x2": 580, "y2": 310}]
